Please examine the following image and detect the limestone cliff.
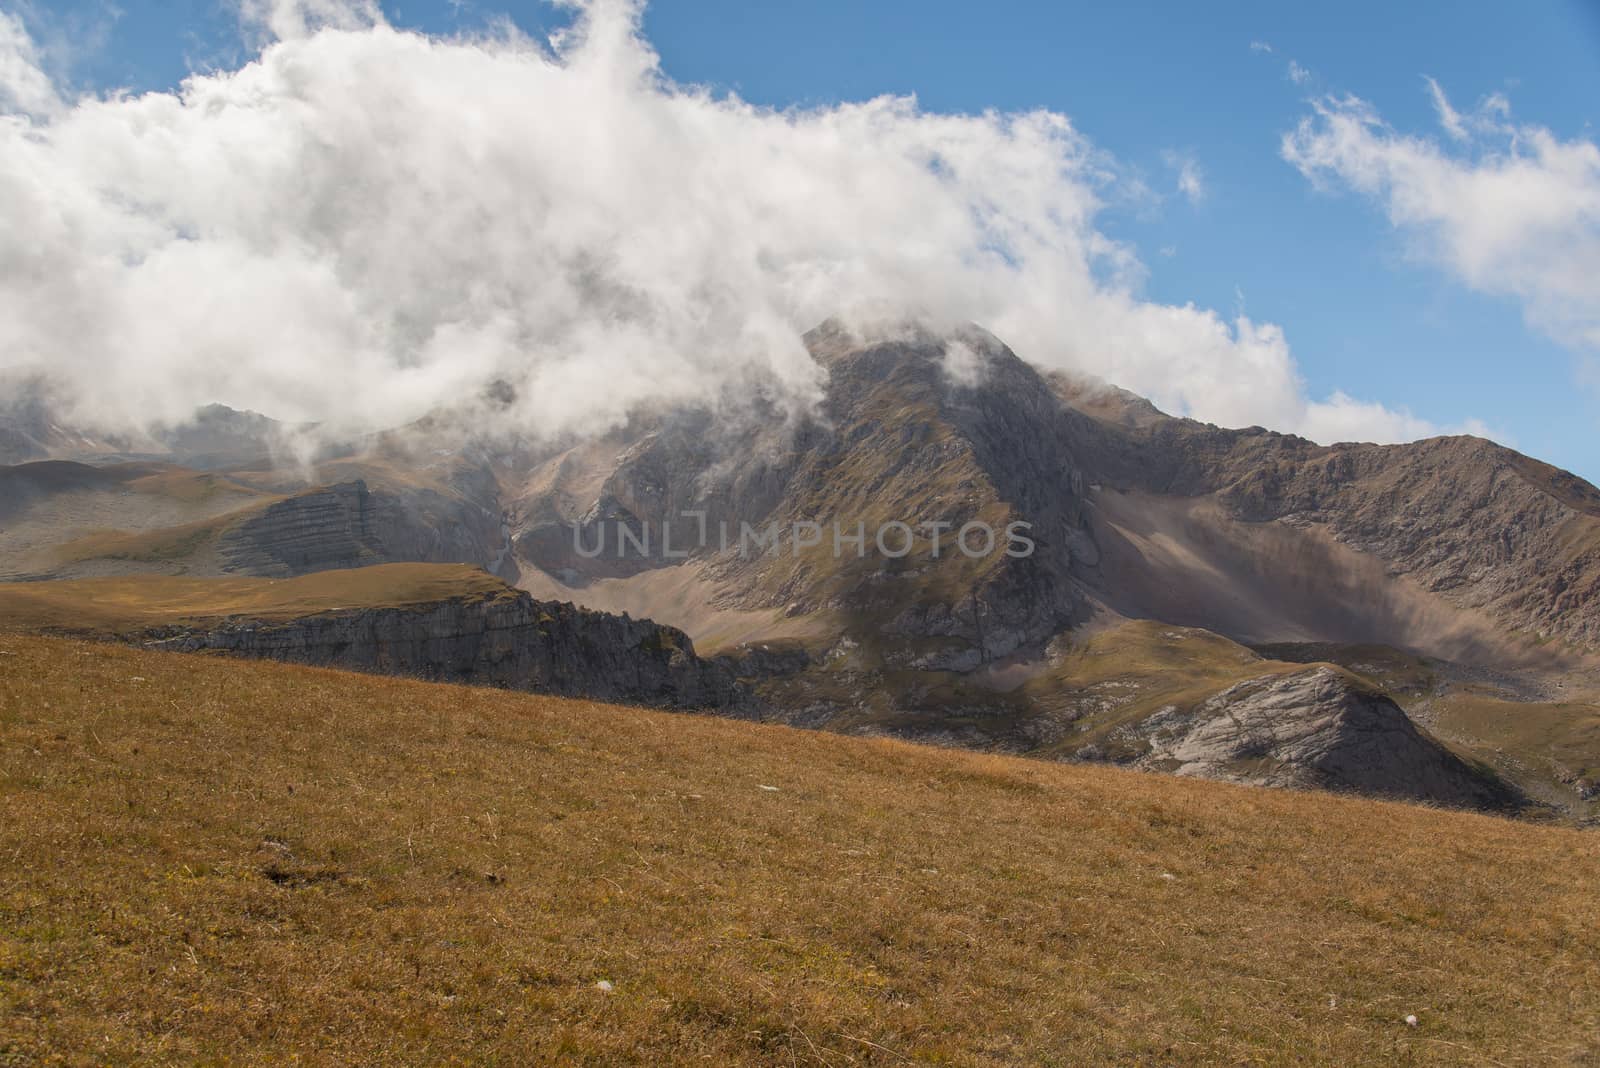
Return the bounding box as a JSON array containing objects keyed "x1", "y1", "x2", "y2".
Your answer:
[{"x1": 144, "y1": 589, "x2": 743, "y2": 711}]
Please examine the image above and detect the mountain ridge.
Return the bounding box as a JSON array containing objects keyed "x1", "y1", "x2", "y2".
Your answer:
[{"x1": 2, "y1": 321, "x2": 1596, "y2": 816}]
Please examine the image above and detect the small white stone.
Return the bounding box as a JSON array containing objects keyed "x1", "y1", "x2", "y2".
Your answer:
[
  {"x1": 1404, "y1": 1014, "x2": 1418, "y2": 1027},
  {"x1": 594, "y1": 980, "x2": 614, "y2": 993},
  {"x1": 1160, "y1": 872, "x2": 1177, "y2": 881},
  {"x1": 757, "y1": 784, "x2": 780, "y2": 792}
]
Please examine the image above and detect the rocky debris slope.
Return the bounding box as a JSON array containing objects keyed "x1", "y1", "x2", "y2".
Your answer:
[
  {"x1": 1123, "y1": 667, "x2": 1514, "y2": 809},
  {"x1": 144, "y1": 588, "x2": 743, "y2": 710}
]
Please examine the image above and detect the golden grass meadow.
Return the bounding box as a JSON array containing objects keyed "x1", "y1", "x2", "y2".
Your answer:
[{"x1": 2, "y1": 632, "x2": 1598, "y2": 1065}]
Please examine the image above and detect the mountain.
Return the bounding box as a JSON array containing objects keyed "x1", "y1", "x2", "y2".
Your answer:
[
  {"x1": 0, "y1": 379, "x2": 144, "y2": 464},
  {"x1": 508, "y1": 322, "x2": 1600, "y2": 665},
  {"x1": 1057, "y1": 377, "x2": 1600, "y2": 653},
  {"x1": 494, "y1": 323, "x2": 1597, "y2": 815},
  {"x1": 1, "y1": 321, "x2": 1596, "y2": 816}
]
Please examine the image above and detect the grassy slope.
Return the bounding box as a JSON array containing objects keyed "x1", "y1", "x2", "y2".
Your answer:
[
  {"x1": 1429, "y1": 690, "x2": 1600, "y2": 809},
  {"x1": 40, "y1": 471, "x2": 277, "y2": 570},
  {"x1": 0, "y1": 465, "x2": 275, "y2": 580},
  {"x1": 1021, "y1": 622, "x2": 1307, "y2": 758},
  {"x1": 44, "y1": 512, "x2": 248, "y2": 569},
  {"x1": 2, "y1": 635, "x2": 1597, "y2": 1065},
  {"x1": 0, "y1": 564, "x2": 513, "y2": 635}
]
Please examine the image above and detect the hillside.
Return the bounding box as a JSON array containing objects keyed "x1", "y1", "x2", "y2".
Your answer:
[
  {"x1": 3, "y1": 322, "x2": 1597, "y2": 816},
  {"x1": 2, "y1": 635, "x2": 1597, "y2": 1065},
  {"x1": 0, "y1": 567, "x2": 1521, "y2": 810},
  {"x1": 0, "y1": 563, "x2": 515, "y2": 633},
  {"x1": 0, "y1": 565, "x2": 741, "y2": 711}
]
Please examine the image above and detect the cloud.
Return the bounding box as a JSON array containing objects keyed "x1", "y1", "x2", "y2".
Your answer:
[
  {"x1": 1163, "y1": 149, "x2": 1205, "y2": 204},
  {"x1": 0, "y1": 0, "x2": 1443, "y2": 448},
  {"x1": 1423, "y1": 76, "x2": 1467, "y2": 141},
  {"x1": 237, "y1": 0, "x2": 384, "y2": 43},
  {"x1": 1283, "y1": 82, "x2": 1600, "y2": 354},
  {"x1": 1287, "y1": 60, "x2": 1310, "y2": 86},
  {"x1": 1249, "y1": 40, "x2": 1273, "y2": 55},
  {"x1": 1301, "y1": 391, "x2": 1441, "y2": 445},
  {"x1": 0, "y1": 9, "x2": 60, "y2": 115}
]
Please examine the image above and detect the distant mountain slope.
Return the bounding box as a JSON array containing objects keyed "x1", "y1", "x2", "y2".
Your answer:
[
  {"x1": 0, "y1": 461, "x2": 273, "y2": 580},
  {"x1": 1055, "y1": 376, "x2": 1600, "y2": 652},
  {"x1": 0, "y1": 383, "x2": 140, "y2": 464},
  {"x1": 505, "y1": 324, "x2": 1600, "y2": 668},
  {"x1": 0, "y1": 454, "x2": 509, "y2": 584},
  {"x1": 11, "y1": 327, "x2": 1596, "y2": 661}
]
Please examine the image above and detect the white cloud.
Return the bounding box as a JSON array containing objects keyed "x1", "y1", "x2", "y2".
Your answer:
[
  {"x1": 0, "y1": 9, "x2": 60, "y2": 116},
  {"x1": 237, "y1": 0, "x2": 384, "y2": 43},
  {"x1": 1287, "y1": 60, "x2": 1310, "y2": 86},
  {"x1": 1283, "y1": 83, "x2": 1600, "y2": 354},
  {"x1": 1162, "y1": 149, "x2": 1205, "y2": 204},
  {"x1": 1301, "y1": 391, "x2": 1440, "y2": 445},
  {"x1": 1424, "y1": 76, "x2": 1467, "y2": 141},
  {"x1": 1249, "y1": 40, "x2": 1273, "y2": 55},
  {"x1": 0, "y1": 0, "x2": 1443, "y2": 448}
]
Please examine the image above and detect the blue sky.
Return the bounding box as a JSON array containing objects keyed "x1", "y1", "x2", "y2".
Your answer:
[{"x1": 13, "y1": 0, "x2": 1600, "y2": 481}]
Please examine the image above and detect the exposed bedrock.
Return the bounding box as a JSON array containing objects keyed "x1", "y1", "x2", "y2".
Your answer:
[{"x1": 145, "y1": 589, "x2": 744, "y2": 711}]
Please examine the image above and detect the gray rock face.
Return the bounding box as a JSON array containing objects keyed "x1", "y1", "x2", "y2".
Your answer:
[
  {"x1": 1132, "y1": 667, "x2": 1511, "y2": 808},
  {"x1": 144, "y1": 590, "x2": 744, "y2": 711},
  {"x1": 219, "y1": 480, "x2": 500, "y2": 578}
]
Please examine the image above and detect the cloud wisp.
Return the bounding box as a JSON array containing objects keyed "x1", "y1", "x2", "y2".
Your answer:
[
  {"x1": 1162, "y1": 149, "x2": 1206, "y2": 205},
  {"x1": 1284, "y1": 81, "x2": 1600, "y2": 359},
  {"x1": 0, "y1": 0, "x2": 1447, "y2": 446}
]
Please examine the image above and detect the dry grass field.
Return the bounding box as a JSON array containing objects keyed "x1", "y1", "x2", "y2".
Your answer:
[
  {"x1": 0, "y1": 564, "x2": 513, "y2": 636},
  {"x1": 2, "y1": 633, "x2": 1598, "y2": 1065}
]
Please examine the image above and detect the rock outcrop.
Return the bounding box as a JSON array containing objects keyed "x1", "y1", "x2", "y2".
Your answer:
[
  {"x1": 145, "y1": 589, "x2": 744, "y2": 711},
  {"x1": 218, "y1": 480, "x2": 501, "y2": 578},
  {"x1": 1127, "y1": 667, "x2": 1513, "y2": 809}
]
